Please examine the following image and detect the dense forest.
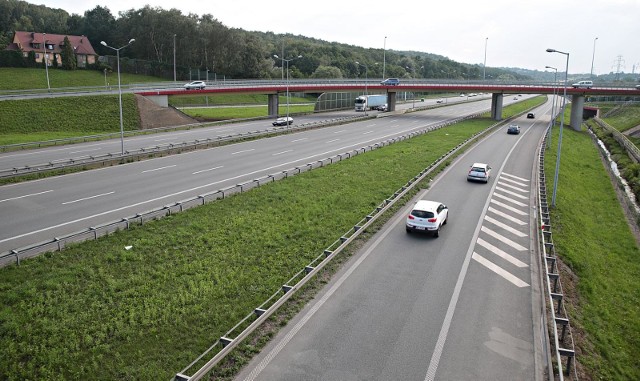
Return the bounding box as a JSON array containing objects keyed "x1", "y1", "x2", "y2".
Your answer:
[{"x1": 1, "y1": 0, "x2": 532, "y2": 81}]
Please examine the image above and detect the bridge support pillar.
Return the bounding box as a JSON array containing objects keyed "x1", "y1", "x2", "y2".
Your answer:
[
  {"x1": 268, "y1": 94, "x2": 279, "y2": 117},
  {"x1": 569, "y1": 94, "x2": 584, "y2": 131},
  {"x1": 491, "y1": 93, "x2": 503, "y2": 120},
  {"x1": 147, "y1": 95, "x2": 169, "y2": 108},
  {"x1": 388, "y1": 92, "x2": 397, "y2": 111}
]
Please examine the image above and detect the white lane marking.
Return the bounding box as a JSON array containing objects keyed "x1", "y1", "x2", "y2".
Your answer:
[
  {"x1": 362, "y1": 130, "x2": 375, "y2": 135},
  {"x1": 472, "y1": 252, "x2": 529, "y2": 287},
  {"x1": 477, "y1": 238, "x2": 528, "y2": 267},
  {"x1": 481, "y1": 226, "x2": 527, "y2": 251},
  {"x1": 499, "y1": 176, "x2": 528, "y2": 188},
  {"x1": 501, "y1": 172, "x2": 529, "y2": 182},
  {"x1": 272, "y1": 150, "x2": 293, "y2": 156},
  {"x1": 333, "y1": 130, "x2": 346, "y2": 134},
  {"x1": 192, "y1": 166, "x2": 223, "y2": 175},
  {"x1": 326, "y1": 139, "x2": 340, "y2": 143},
  {"x1": 492, "y1": 194, "x2": 528, "y2": 209},
  {"x1": 141, "y1": 165, "x2": 176, "y2": 173},
  {"x1": 487, "y1": 207, "x2": 527, "y2": 225},
  {"x1": 62, "y1": 191, "x2": 115, "y2": 205},
  {"x1": 0, "y1": 190, "x2": 54, "y2": 203},
  {"x1": 291, "y1": 138, "x2": 308, "y2": 142},
  {"x1": 497, "y1": 181, "x2": 529, "y2": 193},
  {"x1": 484, "y1": 215, "x2": 527, "y2": 237},
  {"x1": 495, "y1": 186, "x2": 528, "y2": 200},
  {"x1": 242, "y1": 197, "x2": 403, "y2": 381},
  {"x1": 153, "y1": 137, "x2": 176, "y2": 142},
  {"x1": 69, "y1": 148, "x2": 102, "y2": 154},
  {"x1": 231, "y1": 148, "x2": 255, "y2": 155},
  {"x1": 0, "y1": 142, "x2": 107, "y2": 158}
]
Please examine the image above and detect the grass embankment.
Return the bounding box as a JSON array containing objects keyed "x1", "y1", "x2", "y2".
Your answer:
[
  {"x1": 0, "y1": 96, "x2": 546, "y2": 380},
  {"x1": 0, "y1": 95, "x2": 139, "y2": 145},
  {"x1": 0, "y1": 67, "x2": 163, "y2": 90},
  {"x1": 545, "y1": 116, "x2": 640, "y2": 380}
]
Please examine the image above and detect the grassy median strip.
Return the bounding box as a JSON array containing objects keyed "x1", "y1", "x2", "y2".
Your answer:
[
  {"x1": 544, "y1": 123, "x2": 640, "y2": 380},
  {"x1": 0, "y1": 97, "x2": 544, "y2": 380}
]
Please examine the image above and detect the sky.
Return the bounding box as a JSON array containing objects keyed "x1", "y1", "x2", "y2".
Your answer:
[{"x1": 34, "y1": 0, "x2": 640, "y2": 76}]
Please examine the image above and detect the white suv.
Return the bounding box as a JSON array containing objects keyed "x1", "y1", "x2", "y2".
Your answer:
[
  {"x1": 572, "y1": 80, "x2": 593, "y2": 89},
  {"x1": 405, "y1": 200, "x2": 448, "y2": 237}
]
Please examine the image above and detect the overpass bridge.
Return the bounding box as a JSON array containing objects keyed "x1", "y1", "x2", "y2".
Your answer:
[{"x1": 138, "y1": 80, "x2": 640, "y2": 131}]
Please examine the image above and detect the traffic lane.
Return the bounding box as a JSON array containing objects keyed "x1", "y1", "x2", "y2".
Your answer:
[
  {"x1": 429, "y1": 102, "x2": 551, "y2": 380},
  {"x1": 234, "y1": 114, "x2": 524, "y2": 380}
]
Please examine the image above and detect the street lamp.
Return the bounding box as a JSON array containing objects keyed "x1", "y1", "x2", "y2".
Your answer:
[
  {"x1": 590, "y1": 37, "x2": 598, "y2": 79},
  {"x1": 355, "y1": 61, "x2": 368, "y2": 115},
  {"x1": 173, "y1": 34, "x2": 177, "y2": 82},
  {"x1": 545, "y1": 65, "x2": 558, "y2": 148},
  {"x1": 273, "y1": 54, "x2": 302, "y2": 125},
  {"x1": 546, "y1": 48, "x2": 570, "y2": 207},
  {"x1": 382, "y1": 36, "x2": 387, "y2": 80},
  {"x1": 483, "y1": 37, "x2": 488, "y2": 80},
  {"x1": 100, "y1": 38, "x2": 135, "y2": 155},
  {"x1": 42, "y1": 33, "x2": 50, "y2": 91}
]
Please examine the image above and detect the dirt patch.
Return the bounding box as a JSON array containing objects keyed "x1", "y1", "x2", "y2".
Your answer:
[{"x1": 134, "y1": 94, "x2": 198, "y2": 129}]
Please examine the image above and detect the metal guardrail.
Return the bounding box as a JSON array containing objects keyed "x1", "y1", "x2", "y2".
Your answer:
[
  {"x1": 537, "y1": 124, "x2": 577, "y2": 380},
  {"x1": 592, "y1": 117, "x2": 640, "y2": 163},
  {"x1": 172, "y1": 113, "x2": 499, "y2": 381},
  {"x1": 0, "y1": 115, "x2": 364, "y2": 178},
  {"x1": 0, "y1": 111, "x2": 483, "y2": 266}
]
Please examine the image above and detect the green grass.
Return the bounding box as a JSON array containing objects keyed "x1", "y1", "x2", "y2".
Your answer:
[
  {"x1": 169, "y1": 94, "x2": 313, "y2": 107},
  {"x1": 0, "y1": 95, "x2": 139, "y2": 145},
  {"x1": 0, "y1": 67, "x2": 164, "y2": 90},
  {"x1": 181, "y1": 104, "x2": 315, "y2": 120},
  {"x1": 600, "y1": 103, "x2": 640, "y2": 132},
  {"x1": 545, "y1": 119, "x2": 640, "y2": 380},
  {"x1": 0, "y1": 116, "x2": 497, "y2": 380}
]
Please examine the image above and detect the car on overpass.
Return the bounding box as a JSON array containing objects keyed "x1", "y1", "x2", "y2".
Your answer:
[
  {"x1": 380, "y1": 78, "x2": 400, "y2": 86},
  {"x1": 184, "y1": 81, "x2": 206, "y2": 90}
]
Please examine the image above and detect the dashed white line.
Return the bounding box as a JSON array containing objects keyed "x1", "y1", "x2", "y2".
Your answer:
[
  {"x1": 472, "y1": 252, "x2": 529, "y2": 287},
  {"x1": 487, "y1": 207, "x2": 527, "y2": 225},
  {"x1": 141, "y1": 165, "x2": 177, "y2": 173},
  {"x1": 231, "y1": 148, "x2": 255, "y2": 155},
  {"x1": 362, "y1": 130, "x2": 375, "y2": 135},
  {"x1": 333, "y1": 130, "x2": 346, "y2": 134},
  {"x1": 273, "y1": 150, "x2": 293, "y2": 156},
  {"x1": 484, "y1": 215, "x2": 527, "y2": 237},
  {"x1": 492, "y1": 194, "x2": 528, "y2": 208},
  {"x1": 192, "y1": 166, "x2": 223, "y2": 175},
  {"x1": 62, "y1": 191, "x2": 115, "y2": 205},
  {"x1": 495, "y1": 186, "x2": 528, "y2": 200},
  {"x1": 326, "y1": 139, "x2": 340, "y2": 143},
  {"x1": 291, "y1": 138, "x2": 308, "y2": 142},
  {"x1": 477, "y1": 238, "x2": 528, "y2": 267},
  {"x1": 481, "y1": 226, "x2": 527, "y2": 251},
  {"x1": 0, "y1": 190, "x2": 54, "y2": 203},
  {"x1": 69, "y1": 148, "x2": 102, "y2": 154}
]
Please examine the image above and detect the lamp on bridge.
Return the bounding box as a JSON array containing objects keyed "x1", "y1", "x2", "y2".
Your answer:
[
  {"x1": 544, "y1": 65, "x2": 558, "y2": 147},
  {"x1": 546, "y1": 48, "x2": 570, "y2": 207},
  {"x1": 101, "y1": 38, "x2": 136, "y2": 155},
  {"x1": 355, "y1": 61, "x2": 369, "y2": 116}
]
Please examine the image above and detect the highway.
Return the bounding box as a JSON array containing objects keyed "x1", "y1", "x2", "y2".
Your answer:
[
  {"x1": 0, "y1": 94, "x2": 487, "y2": 171},
  {"x1": 0, "y1": 95, "x2": 528, "y2": 255},
  {"x1": 234, "y1": 100, "x2": 552, "y2": 381}
]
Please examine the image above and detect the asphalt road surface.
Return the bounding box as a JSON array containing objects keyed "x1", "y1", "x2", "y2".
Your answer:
[{"x1": 234, "y1": 101, "x2": 552, "y2": 381}]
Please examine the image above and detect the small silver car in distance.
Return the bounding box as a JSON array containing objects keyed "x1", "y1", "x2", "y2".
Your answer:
[
  {"x1": 273, "y1": 117, "x2": 293, "y2": 126},
  {"x1": 467, "y1": 162, "x2": 491, "y2": 183},
  {"x1": 406, "y1": 200, "x2": 448, "y2": 237},
  {"x1": 183, "y1": 80, "x2": 206, "y2": 90}
]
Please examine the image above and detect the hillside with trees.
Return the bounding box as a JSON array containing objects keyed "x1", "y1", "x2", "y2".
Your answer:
[{"x1": 1, "y1": 0, "x2": 530, "y2": 81}]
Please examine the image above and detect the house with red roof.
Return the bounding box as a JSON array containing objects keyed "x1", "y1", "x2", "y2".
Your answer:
[{"x1": 5, "y1": 31, "x2": 98, "y2": 68}]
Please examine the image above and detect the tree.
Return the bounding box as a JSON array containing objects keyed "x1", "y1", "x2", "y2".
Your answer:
[
  {"x1": 60, "y1": 36, "x2": 76, "y2": 70},
  {"x1": 311, "y1": 65, "x2": 343, "y2": 79}
]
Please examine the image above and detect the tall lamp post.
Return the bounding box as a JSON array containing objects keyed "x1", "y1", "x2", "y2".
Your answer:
[
  {"x1": 173, "y1": 34, "x2": 177, "y2": 82},
  {"x1": 483, "y1": 37, "x2": 488, "y2": 80},
  {"x1": 546, "y1": 48, "x2": 570, "y2": 207},
  {"x1": 382, "y1": 36, "x2": 387, "y2": 80},
  {"x1": 545, "y1": 65, "x2": 558, "y2": 147},
  {"x1": 42, "y1": 33, "x2": 50, "y2": 91},
  {"x1": 590, "y1": 37, "x2": 598, "y2": 79},
  {"x1": 101, "y1": 38, "x2": 136, "y2": 155},
  {"x1": 355, "y1": 61, "x2": 368, "y2": 115},
  {"x1": 273, "y1": 54, "x2": 302, "y2": 125}
]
